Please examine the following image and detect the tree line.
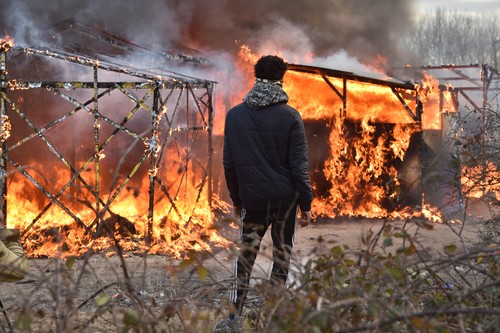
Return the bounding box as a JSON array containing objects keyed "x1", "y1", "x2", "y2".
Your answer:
[{"x1": 405, "y1": 8, "x2": 499, "y2": 67}]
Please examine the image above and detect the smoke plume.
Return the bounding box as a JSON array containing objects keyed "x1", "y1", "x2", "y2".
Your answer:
[{"x1": 1, "y1": 0, "x2": 418, "y2": 68}]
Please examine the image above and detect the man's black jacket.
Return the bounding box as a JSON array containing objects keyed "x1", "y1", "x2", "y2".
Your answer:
[{"x1": 223, "y1": 101, "x2": 313, "y2": 212}]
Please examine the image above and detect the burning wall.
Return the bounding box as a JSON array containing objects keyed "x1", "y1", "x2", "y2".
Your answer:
[{"x1": 278, "y1": 64, "x2": 423, "y2": 219}]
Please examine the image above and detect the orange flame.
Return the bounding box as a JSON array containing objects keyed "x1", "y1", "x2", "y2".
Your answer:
[
  {"x1": 5, "y1": 44, "x2": 459, "y2": 258},
  {"x1": 1, "y1": 34, "x2": 14, "y2": 51},
  {"x1": 461, "y1": 162, "x2": 500, "y2": 200},
  {"x1": 227, "y1": 47, "x2": 455, "y2": 221},
  {"x1": 284, "y1": 71, "x2": 418, "y2": 218},
  {"x1": 7, "y1": 147, "x2": 231, "y2": 258},
  {"x1": 417, "y1": 71, "x2": 456, "y2": 130}
]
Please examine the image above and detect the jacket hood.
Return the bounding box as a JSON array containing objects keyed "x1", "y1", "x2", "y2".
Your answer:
[{"x1": 243, "y1": 79, "x2": 289, "y2": 110}]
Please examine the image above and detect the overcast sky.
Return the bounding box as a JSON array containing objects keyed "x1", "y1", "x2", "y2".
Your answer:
[{"x1": 416, "y1": 0, "x2": 500, "y2": 15}]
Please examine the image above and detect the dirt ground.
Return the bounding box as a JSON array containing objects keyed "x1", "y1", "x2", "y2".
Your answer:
[{"x1": 1, "y1": 199, "x2": 496, "y2": 331}]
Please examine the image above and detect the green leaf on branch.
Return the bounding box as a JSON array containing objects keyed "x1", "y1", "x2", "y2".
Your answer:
[
  {"x1": 383, "y1": 237, "x2": 393, "y2": 248},
  {"x1": 397, "y1": 244, "x2": 417, "y2": 256},
  {"x1": 444, "y1": 244, "x2": 457, "y2": 256},
  {"x1": 197, "y1": 265, "x2": 208, "y2": 280},
  {"x1": 14, "y1": 311, "x2": 32, "y2": 331},
  {"x1": 66, "y1": 256, "x2": 76, "y2": 270},
  {"x1": 123, "y1": 310, "x2": 140, "y2": 327},
  {"x1": 332, "y1": 245, "x2": 342, "y2": 255},
  {"x1": 95, "y1": 295, "x2": 109, "y2": 307},
  {"x1": 386, "y1": 267, "x2": 404, "y2": 280}
]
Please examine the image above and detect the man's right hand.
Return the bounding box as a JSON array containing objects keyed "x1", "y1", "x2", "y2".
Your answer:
[{"x1": 234, "y1": 205, "x2": 243, "y2": 219}]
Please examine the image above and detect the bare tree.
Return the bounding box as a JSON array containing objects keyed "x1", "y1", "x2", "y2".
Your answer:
[{"x1": 405, "y1": 8, "x2": 499, "y2": 66}]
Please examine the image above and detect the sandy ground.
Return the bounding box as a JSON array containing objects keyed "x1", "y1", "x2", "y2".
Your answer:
[
  {"x1": 241, "y1": 213, "x2": 486, "y2": 284},
  {"x1": 0, "y1": 199, "x2": 495, "y2": 331}
]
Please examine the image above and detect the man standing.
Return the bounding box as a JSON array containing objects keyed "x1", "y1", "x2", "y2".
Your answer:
[{"x1": 219, "y1": 55, "x2": 313, "y2": 330}]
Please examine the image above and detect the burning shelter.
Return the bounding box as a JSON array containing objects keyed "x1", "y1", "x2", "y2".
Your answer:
[
  {"x1": 281, "y1": 64, "x2": 424, "y2": 219},
  {"x1": 0, "y1": 20, "x2": 226, "y2": 257},
  {"x1": 280, "y1": 63, "x2": 498, "y2": 222},
  {"x1": 409, "y1": 64, "x2": 500, "y2": 206}
]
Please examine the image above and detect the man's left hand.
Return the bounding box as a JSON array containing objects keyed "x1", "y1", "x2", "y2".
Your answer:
[{"x1": 299, "y1": 210, "x2": 312, "y2": 227}]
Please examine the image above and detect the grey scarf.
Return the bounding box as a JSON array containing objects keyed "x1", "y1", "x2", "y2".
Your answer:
[{"x1": 243, "y1": 78, "x2": 289, "y2": 110}]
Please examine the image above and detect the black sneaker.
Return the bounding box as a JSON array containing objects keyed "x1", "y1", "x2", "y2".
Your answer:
[{"x1": 214, "y1": 316, "x2": 242, "y2": 333}]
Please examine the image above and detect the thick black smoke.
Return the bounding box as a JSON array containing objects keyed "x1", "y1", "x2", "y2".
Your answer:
[{"x1": 1, "y1": 0, "x2": 417, "y2": 67}]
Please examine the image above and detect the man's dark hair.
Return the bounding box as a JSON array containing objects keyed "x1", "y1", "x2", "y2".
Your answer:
[{"x1": 254, "y1": 55, "x2": 288, "y2": 81}]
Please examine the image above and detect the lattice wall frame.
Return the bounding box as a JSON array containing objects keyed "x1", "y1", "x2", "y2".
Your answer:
[{"x1": 0, "y1": 41, "x2": 216, "y2": 254}]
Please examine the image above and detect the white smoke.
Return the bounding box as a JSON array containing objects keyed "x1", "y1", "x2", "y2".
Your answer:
[{"x1": 310, "y1": 50, "x2": 389, "y2": 78}]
